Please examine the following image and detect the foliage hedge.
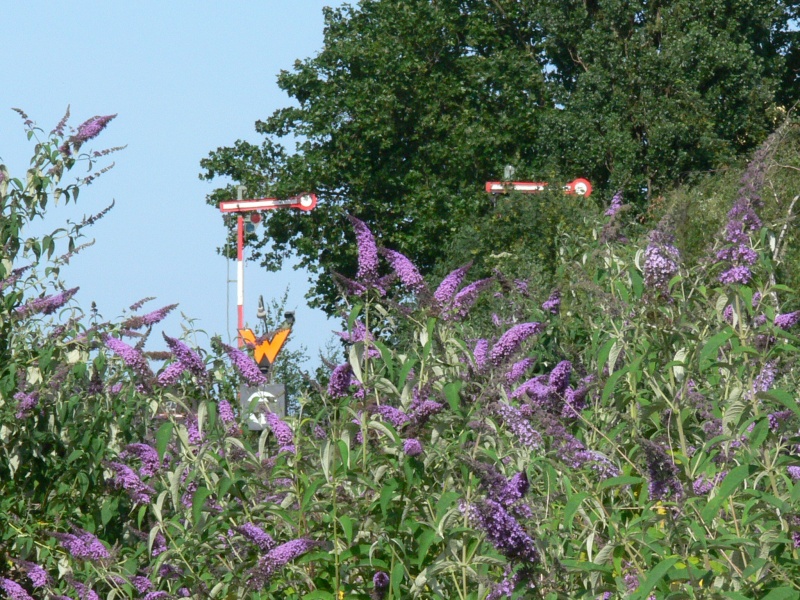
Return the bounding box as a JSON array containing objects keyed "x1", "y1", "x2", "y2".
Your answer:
[{"x1": 3, "y1": 112, "x2": 800, "y2": 599}]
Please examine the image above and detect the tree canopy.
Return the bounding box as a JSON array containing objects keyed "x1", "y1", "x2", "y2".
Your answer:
[{"x1": 201, "y1": 0, "x2": 799, "y2": 312}]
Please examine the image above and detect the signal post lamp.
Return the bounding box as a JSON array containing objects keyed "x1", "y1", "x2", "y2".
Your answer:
[
  {"x1": 485, "y1": 177, "x2": 592, "y2": 198},
  {"x1": 219, "y1": 189, "x2": 317, "y2": 345}
]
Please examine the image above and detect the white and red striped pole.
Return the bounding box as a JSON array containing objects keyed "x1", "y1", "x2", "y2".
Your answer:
[{"x1": 237, "y1": 213, "x2": 245, "y2": 337}]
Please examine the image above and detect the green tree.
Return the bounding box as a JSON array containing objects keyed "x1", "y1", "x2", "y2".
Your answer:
[{"x1": 201, "y1": 0, "x2": 799, "y2": 313}]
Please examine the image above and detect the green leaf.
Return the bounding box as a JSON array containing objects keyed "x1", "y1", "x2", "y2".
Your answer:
[
  {"x1": 599, "y1": 475, "x2": 644, "y2": 491},
  {"x1": 416, "y1": 527, "x2": 438, "y2": 566},
  {"x1": 155, "y1": 422, "x2": 173, "y2": 461},
  {"x1": 339, "y1": 515, "x2": 355, "y2": 544},
  {"x1": 761, "y1": 588, "x2": 800, "y2": 600},
  {"x1": 699, "y1": 330, "x2": 734, "y2": 370},
  {"x1": 444, "y1": 382, "x2": 462, "y2": 413},
  {"x1": 564, "y1": 492, "x2": 589, "y2": 531},
  {"x1": 701, "y1": 464, "x2": 755, "y2": 522},
  {"x1": 302, "y1": 592, "x2": 334, "y2": 600},
  {"x1": 192, "y1": 486, "x2": 213, "y2": 526},
  {"x1": 763, "y1": 389, "x2": 800, "y2": 420},
  {"x1": 373, "y1": 339, "x2": 394, "y2": 379},
  {"x1": 629, "y1": 557, "x2": 679, "y2": 600},
  {"x1": 391, "y1": 559, "x2": 404, "y2": 598}
]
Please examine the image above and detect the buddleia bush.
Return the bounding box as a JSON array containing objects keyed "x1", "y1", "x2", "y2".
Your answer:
[{"x1": 3, "y1": 110, "x2": 800, "y2": 600}]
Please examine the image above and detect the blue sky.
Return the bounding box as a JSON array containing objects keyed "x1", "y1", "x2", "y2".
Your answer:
[{"x1": 1, "y1": 1, "x2": 346, "y2": 367}]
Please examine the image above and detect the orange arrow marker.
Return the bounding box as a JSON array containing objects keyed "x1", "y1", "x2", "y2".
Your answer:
[{"x1": 238, "y1": 327, "x2": 291, "y2": 367}]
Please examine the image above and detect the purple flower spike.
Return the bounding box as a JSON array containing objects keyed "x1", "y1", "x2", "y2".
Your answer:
[
  {"x1": 15, "y1": 287, "x2": 79, "y2": 318},
  {"x1": 403, "y1": 438, "x2": 423, "y2": 456},
  {"x1": 106, "y1": 461, "x2": 155, "y2": 504},
  {"x1": 373, "y1": 571, "x2": 390, "y2": 599},
  {"x1": 490, "y1": 323, "x2": 543, "y2": 366},
  {"x1": 163, "y1": 333, "x2": 207, "y2": 381},
  {"x1": 0, "y1": 579, "x2": 34, "y2": 600},
  {"x1": 120, "y1": 443, "x2": 160, "y2": 477},
  {"x1": 775, "y1": 311, "x2": 800, "y2": 330},
  {"x1": 433, "y1": 262, "x2": 471, "y2": 304},
  {"x1": 222, "y1": 343, "x2": 267, "y2": 385},
  {"x1": 382, "y1": 248, "x2": 426, "y2": 293},
  {"x1": 14, "y1": 391, "x2": 39, "y2": 418},
  {"x1": 73, "y1": 114, "x2": 116, "y2": 143},
  {"x1": 328, "y1": 363, "x2": 355, "y2": 398},
  {"x1": 218, "y1": 399, "x2": 235, "y2": 424},
  {"x1": 251, "y1": 539, "x2": 322, "y2": 587},
  {"x1": 266, "y1": 412, "x2": 295, "y2": 453},
  {"x1": 542, "y1": 289, "x2": 561, "y2": 314},
  {"x1": 348, "y1": 215, "x2": 380, "y2": 281},
  {"x1": 50, "y1": 528, "x2": 110, "y2": 561},
  {"x1": 157, "y1": 361, "x2": 185, "y2": 386},
  {"x1": 640, "y1": 440, "x2": 683, "y2": 502},
  {"x1": 448, "y1": 277, "x2": 493, "y2": 320},
  {"x1": 644, "y1": 231, "x2": 680, "y2": 297},
  {"x1": 237, "y1": 523, "x2": 276, "y2": 551},
  {"x1": 104, "y1": 335, "x2": 153, "y2": 378},
  {"x1": 605, "y1": 191, "x2": 623, "y2": 216},
  {"x1": 466, "y1": 499, "x2": 539, "y2": 564}
]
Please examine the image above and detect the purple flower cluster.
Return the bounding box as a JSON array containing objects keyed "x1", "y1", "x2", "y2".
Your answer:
[
  {"x1": 788, "y1": 466, "x2": 800, "y2": 481},
  {"x1": 218, "y1": 399, "x2": 236, "y2": 425},
  {"x1": 104, "y1": 335, "x2": 153, "y2": 379},
  {"x1": 251, "y1": 539, "x2": 322, "y2": 587},
  {"x1": 643, "y1": 230, "x2": 680, "y2": 296},
  {"x1": 372, "y1": 571, "x2": 390, "y2": 600},
  {"x1": 693, "y1": 471, "x2": 726, "y2": 495},
  {"x1": 494, "y1": 402, "x2": 541, "y2": 448},
  {"x1": 131, "y1": 576, "x2": 153, "y2": 594},
  {"x1": 490, "y1": 323, "x2": 544, "y2": 366},
  {"x1": 51, "y1": 528, "x2": 110, "y2": 561},
  {"x1": 106, "y1": 461, "x2": 155, "y2": 504},
  {"x1": 0, "y1": 265, "x2": 31, "y2": 292},
  {"x1": 157, "y1": 361, "x2": 185, "y2": 386},
  {"x1": 403, "y1": 438, "x2": 423, "y2": 456},
  {"x1": 466, "y1": 499, "x2": 539, "y2": 564},
  {"x1": 16, "y1": 562, "x2": 48, "y2": 588},
  {"x1": 382, "y1": 248, "x2": 426, "y2": 293},
  {"x1": 641, "y1": 440, "x2": 683, "y2": 502},
  {"x1": 163, "y1": 333, "x2": 207, "y2": 381},
  {"x1": 0, "y1": 579, "x2": 34, "y2": 600},
  {"x1": 373, "y1": 404, "x2": 411, "y2": 428},
  {"x1": 15, "y1": 287, "x2": 79, "y2": 318},
  {"x1": 433, "y1": 263, "x2": 471, "y2": 305},
  {"x1": 715, "y1": 176, "x2": 764, "y2": 285},
  {"x1": 73, "y1": 114, "x2": 117, "y2": 143},
  {"x1": 222, "y1": 342, "x2": 267, "y2": 385},
  {"x1": 14, "y1": 391, "x2": 39, "y2": 418},
  {"x1": 605, "y1": 191, "x2": 624, "y2": 216},
  {"x1": 348, "y1": 215, "x2": 380, "y2": 281},
  {"x1": 70, "y1": 580, "x2": 100, "y2": 600},
  {"x1": 448, "y1": 277, "x2": 493, "y2": 320},
  {"x1": 237, "y1": 523, "x2": 276, "y2": 551},
  {"x1": 123, "y1": 303, "x2": 178, "y2": 329},
  {"x1": 266, "y1": 412, "x2": 295, "y2": 453},
  {"x1": 505, "y1": 358, "x2": 535, "y2": 383},
  {"x1": 750, "y1": 360, "x2": 777, "y2": 397},
  {"x1": 541, "y1": 290, "x2": 561, "y2": 315},
  {"x1": 775, "y1": 311, "x2": 800, "y2": 330},
  {"x1": 328, "y1": 363, "x2": 355, "y2": 398}
]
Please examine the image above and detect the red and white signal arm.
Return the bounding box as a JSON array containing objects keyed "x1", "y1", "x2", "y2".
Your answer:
[
  {"x1": 219, "y1": 193, "x2": 318, "y2": 213},
  {"x1": 485, "y1": 178, "x2": 592, "y2": 198},
  {"x1": 562, "y1": 178, "x2": 592, "y2": 197}
]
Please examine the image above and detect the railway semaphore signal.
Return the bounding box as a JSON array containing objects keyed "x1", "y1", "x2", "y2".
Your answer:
[
  {"x1": 485, "y1": 177, "x2": 592, "y2": 197},
  {"x1": 219, "y1": 188, "x2": 317, "y2": 345}
]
